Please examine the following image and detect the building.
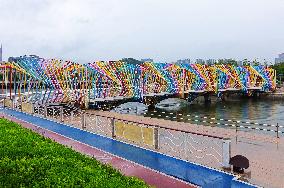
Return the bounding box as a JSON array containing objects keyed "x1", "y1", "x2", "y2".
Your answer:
[
  {"x1": 141, "y1": 58, "x2": 153, "y2": 63},
  {"x1": 206, "y1": 59, "x2": 216, "y2": 65},
  {"x1": 176, "y1": 59, "x2": 190, "y2": 64},
  {"x1": 275, "y1": 53, "x2": 284, "y2": 64},
  {"x1": 237, "y1": 61, "x2": 243, "y2": 66},
  {"x1": 0, "y1": 44, "x2": 2, "y2": 62},
  {"x1": 196, "y1": 59, "x2": 205, "y2": 64}
]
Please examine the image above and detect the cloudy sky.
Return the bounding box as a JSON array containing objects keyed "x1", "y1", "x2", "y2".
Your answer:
[{"x1": 0, "y1": 0, "x2": 283, "y2": 63}]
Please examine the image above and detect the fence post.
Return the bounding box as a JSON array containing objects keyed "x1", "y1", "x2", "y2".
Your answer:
[
  {"x1": 235, "y1": 122, "x2": 239, "y2": 143},
  {"x1": 52, "y1": 107, "x2": 55, "y2": 119},
  {"x1": 81, "y1": 110, "x2": 86, "y2": 129},
  {"x1": 222, "y1": 138, "x2": 231, "y2": 169},
  {"x1": 136, "y1": 106, "x2": 138, "y2": 115},
  {"x1": 60, "y1": 106, "x2": 64, "y2": 122},
  {"x1": 0, "y1": 99, "x2": 3, "y2": 108},
  {"x1": 71, "y1": 111, "x2": 74, "y2": 122},
  {"x1": 276, "y1": 123, "x2": 279, "y2": 139},
  {"x1": 154, "y1": 127, "x2": 159, "y2": 150},
  {"x1": 20, "y1": 97, "x2": 23, "y2": 112},
  {"x1": 12, "y1": 98, "x2": 15, "y2": 110},
  {"x1": 44, "y1": 105, "x2": 47, "y2": 118},
  {"x1": 31, "y1": 103, "x2": 34, "y2": 114},
  {"x1": 111, "y1": 117, "x2": 115, "y2": 138}
]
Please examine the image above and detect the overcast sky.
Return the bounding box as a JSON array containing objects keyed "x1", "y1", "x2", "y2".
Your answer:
[{"x1": 0, "y1": 0, "x2": 283, "y2": 63}]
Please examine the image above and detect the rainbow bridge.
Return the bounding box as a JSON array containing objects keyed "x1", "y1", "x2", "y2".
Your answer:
[{"x1": 0, "y1": 55, "x2": 276, "y2": 107}]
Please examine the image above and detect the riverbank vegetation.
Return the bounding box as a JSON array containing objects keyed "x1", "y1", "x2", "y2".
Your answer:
[
  {"x1": 0, "y1": 118, "x2": 149, "y2": 188},
  {"x1": 271, "y1": 62, "x2": 284, "y2": 83}
]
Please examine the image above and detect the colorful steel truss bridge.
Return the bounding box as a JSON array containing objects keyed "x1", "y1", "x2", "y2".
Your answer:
[{"x1": 0, "y1": 56, "x2": 276, "y2": 107}]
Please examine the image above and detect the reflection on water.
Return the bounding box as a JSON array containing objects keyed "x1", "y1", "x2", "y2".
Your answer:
[
  {"x1": 179, "y1": 99, "x2": 284, "y2": 125},
  {"x1": 155, "y1": 98, "x2": 187, "y2": 111},
  {"x1": 111, "y1": 102, "x2": 148, "y2": 115},
  {"x1": 115, "y1": 98, "x2": 284, "y2": 126},
  {"x1": 142, "y1": 98, "x2": 284, "y2": 135}
]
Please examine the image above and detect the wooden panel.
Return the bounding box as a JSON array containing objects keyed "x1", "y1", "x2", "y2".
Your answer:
[{"x1": 114, "y1": 121, "x2": 154, "y2": 147}]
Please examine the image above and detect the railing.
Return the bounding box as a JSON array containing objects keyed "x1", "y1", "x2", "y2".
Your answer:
[
  {"x1": 62, "y1": 106, "x2": 83, "y2": 128},
  {"x1": 2, "y1": 99, "x2": 232, "y2": 170},
  {"x1": 33, "y1": 103, "x2": 83, "y2": 128},
  {"x1": 148, "y1": 111, "x2": 284, "y2": 138},
  {"x1": 102, "y1": 105, "x2": 284, "y2": 138},
  {"x1": 83, "y1": 112, "x2": 231, "y2": 169}
]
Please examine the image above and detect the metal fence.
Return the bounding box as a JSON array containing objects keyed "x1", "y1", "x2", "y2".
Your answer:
[
  {"x1": 2, "y1": 99, "x2": 231, "y2": 169},
  {"x1": 83, "y1": 112, "x2": 231, "y2": 169},
  {"x1": 101, "y1": 105, "x2": 284, "y2": 138}
]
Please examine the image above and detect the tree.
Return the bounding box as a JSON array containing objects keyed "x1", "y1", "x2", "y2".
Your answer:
[
  {"x1": 271, "y1": 62, "x2": 284, "y2": 83},
  {"x1": 121, "y1": 58, "x2": 143, "y2": 65}
]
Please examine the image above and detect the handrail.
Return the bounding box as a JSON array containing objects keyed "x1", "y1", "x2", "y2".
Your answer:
[{"x1": 85, "y1": 112, "x2": 226, "y2": 140}]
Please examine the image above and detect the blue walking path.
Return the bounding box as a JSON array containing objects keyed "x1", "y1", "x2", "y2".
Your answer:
[{"x1": 2, "y1": 108, "x2": 257, "y2": 188}]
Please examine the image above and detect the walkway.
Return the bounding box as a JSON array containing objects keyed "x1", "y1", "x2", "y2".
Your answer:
[{"x1": 1, "y1": 108, "x2": 257, "y2": 188}]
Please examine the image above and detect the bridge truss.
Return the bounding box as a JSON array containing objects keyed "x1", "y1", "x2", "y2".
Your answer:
[{"x1": 0, "y1": 56, "x2": 276, "y2": 107}]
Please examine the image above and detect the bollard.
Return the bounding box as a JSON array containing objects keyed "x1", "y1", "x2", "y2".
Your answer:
[
  {"x1": 60, "y1": 107, "x2": 64, "y2": 122},
  {"x1": 222, "y1": 138, "x2": 231, "y2": 169}
]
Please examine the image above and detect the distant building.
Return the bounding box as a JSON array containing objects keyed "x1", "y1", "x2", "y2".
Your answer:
[
  {"x1": 141, "y1": 58, "x2": 153, "y2": 63},
  {"x1": 176, "y1": 59, "x2": 190, "y2": 64},
  {"x1": 237, "y1": 61, "x2": 243, "y2": 66},
  {"x1": 8, "y1": 55, "x2": 38, "y2": 63},
  {"x1": 206, "y1": 59, "x2": 216, "y2": 65},
  {"x1": 196, "y1": 59, "x2": 205, "y2": 64},
  {"x1": 275, "y1": 53, "x2": 284, "y2": 64},
  {"x1": 8, "y1": 57, "x2": 19, "y2": 62},
  {"x1": 0, "y1": 44, "x2": 2, "y2": 62}
]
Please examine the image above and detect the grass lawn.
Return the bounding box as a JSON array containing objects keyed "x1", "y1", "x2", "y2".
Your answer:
[{"x1": 0, "y1": 118, "x2": 149, "y2": 188}]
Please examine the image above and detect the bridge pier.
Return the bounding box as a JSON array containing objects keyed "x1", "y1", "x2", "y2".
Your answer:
[
  {"x1": 217, "y1": 92, "x2": 228, "y2": 102},
  {"x1": 252, "y1": 91, "x2": 261, "y2": 98},
  {"x1": 204, "y1": 93, "x2": 211, "y2": 103},
  {"x1": 142, "y1": 93, "x2": 177, "y2": 109},
  {"x1": 187, "y1": 93, "x2": 199, "y2": 103}
]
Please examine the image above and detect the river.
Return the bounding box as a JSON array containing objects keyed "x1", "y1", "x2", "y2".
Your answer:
[{"x1": 113, "y1": 98, "x2": 284, "y2": 136}]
